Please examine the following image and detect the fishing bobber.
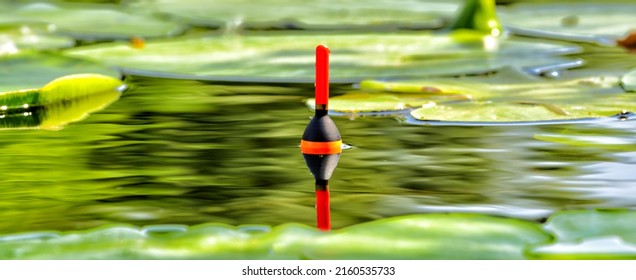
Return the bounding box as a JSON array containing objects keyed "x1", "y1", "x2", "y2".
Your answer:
[{"x1": 301, "y1": 44, "x2": 341, "y2": 231}]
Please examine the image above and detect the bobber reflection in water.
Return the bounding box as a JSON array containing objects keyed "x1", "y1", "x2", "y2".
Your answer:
[{"x1": 301, "y1": 45, "x2": 342, "y2": 231}]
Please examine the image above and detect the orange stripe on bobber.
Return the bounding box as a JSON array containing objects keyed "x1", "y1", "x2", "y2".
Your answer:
[{"x1": 301, "y1": 140, "x2": 342, "y2": 155}]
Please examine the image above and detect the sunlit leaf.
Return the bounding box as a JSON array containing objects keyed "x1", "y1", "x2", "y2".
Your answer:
[
  {"x1": 66, "y1": 32, "x2": 581, "y2": 83},
  {"x1": 0, "y1": 2, "x2": 184, "y2": 40},
  {"x1": 544, "y1": 209, "x2": 636, "y2": 243},
  {"x1": 131, "y1": 0, "x2": 460, "y2": 30},
  {"x1": 0, "y1": 74, "x2": 124, "y2": 130},
  {"x1": 0, "y1": 52, "x2": 120, "y2": 92},
  {"x1": 391, "y1": 73, "x2": 635, "y2": 123},
  {"x1": 499, "y1": 3, "x2": 636, "y2": 45}
]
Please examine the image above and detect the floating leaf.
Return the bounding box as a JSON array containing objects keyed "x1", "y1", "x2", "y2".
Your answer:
[
  {"x1": 622, "y1": 68, "x2": 636, "y2": 92},
  {"x1": 0, "y1": 52, "x2": 120, "y2": 92},
  {"x1": 314, "y1": 70, "x2": 631, "y2": 117},
  {"x1": 131, "y1": 0, "x2": 460, "y2": 30},
  {"x1": 388, "y1": 73, "x2": 636, "y2": 124},
  {"x1": 66, "y1": 33, "x2": 581, "y2": 83},
  {"x1": 0, "y1": 23, "x2": 74, "y2": 54},
  {"x1": 534, "y1": 129, "x2": 636, "y2": 151},
  {"x1": 0, "y1": 214, "x2": 550, "y2": 259},
  {"x1": 0, "y1": 74, "x2": 124, "y2": 130},
  {"x1": 529, "y1": 210, "x2": 636, "y2": 259},
  {"x1": 530, "y1": 236, "x2": 636, "y2": 260},
  {"x1": 544, "y1": 209, "x2": 636, "y2": 243},
  {"x1": 306, "y1": 80, "x2": 475, "y2": 113},
  {"x1": 0, "y1": 2, "x2": 184, "y2": 40},
  {"x1": 411, "y1": 101, "x2": 613, "y2": 123},
  {"x1": 304, "y1": 214, "x2": 550, "y2": 259},
  {"x1": 499, "y1": 3, "x2": 636, "y2": 45}
]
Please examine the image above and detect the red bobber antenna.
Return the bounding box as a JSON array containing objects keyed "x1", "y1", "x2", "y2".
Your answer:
[{"x1": 301, "y1": 45, "x2": 342, "y2": 231}]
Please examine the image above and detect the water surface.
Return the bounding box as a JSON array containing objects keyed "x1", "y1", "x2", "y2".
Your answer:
[{"x1": 0, "y1": 75, "x2": 635, "y2": 233}]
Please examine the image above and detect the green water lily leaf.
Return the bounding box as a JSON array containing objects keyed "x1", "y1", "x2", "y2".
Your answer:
[
  {"x1": 622, "y1": 68, "x2": 636, "y2": 92},
  {"x1": 0, "y1": 214, "x2": 550, "y2": 259},
  {"x1": 307, "y1": 93, "x2": 456, "y2": 114},
  {"x1": 528, "y1": 210, "x2": 636, "y2": 259},
  {"x1": 0, "y1": 74, "x2": 124, "y2": 130},
  {"x1": 383, "y1": 73, "x2": 636, "y2": 123},
  {"x1": 410, "y1": 101, "x2": 627, "y2": 123},
  {"x1": 304, "y1": 214, "x2": 550, "y2": 259},
  {"x1": 315, "y1": 70, "x2": 631, "y2": 116},
  {"x1": 544, "y1": 209, "x2": 636, "y2": 243},
  {"x1": 131, "y1": 0, "x2": 460, "y2": 30},
  {"x1": 0, "y1": 23, "x2": 74, "y2": 54},
  {"x1": 499, "y1": 3, "x2": 636, "y2": 45},
  {"x1": 66, "y1": 33, "x2": 581, "y2": 83},
  {"x1": 306, "y1": 80, "x2": 476, "y2": 113},
  {"x1": 0, "y1": 2, "x2": 183, "y2": 40},
  {"x1": 0, "y1": 52, "x2": 121, "y2": 92}
]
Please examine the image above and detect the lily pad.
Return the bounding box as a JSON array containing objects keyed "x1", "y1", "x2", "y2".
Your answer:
[
  {"x1": 306, "y1": 80, "x2": 476, "y2": 113},
  {"x1": 384, "y1": 73, "x2": 636, "y2": 124},
  {"x1": 304, "y1": 214, "x2": 550, "y2": 259},
  {"x1": 66, "y1": 32, "x2": 582, "y2": 83},
  {"x1": 0, "y1": 52, "x2": 120, "y2": 92},
  {"x1": 131, "y1": 0, "x2": 460, "y2": 30},
  {"x1": 0, "y1": 214, "x2": 550, "y2": 259},
  {"x1": 0, "y1": 22, "x2": 74, "y2": 54},
  {"x1": 499, "y1": 3, "x2": 636, "y2": 45},
  {"x1": 622, "y1": 68, "x2": 636, "y2": 92},
  {"x1": 0, "y1": 73, "x2": 124, "y2": 130},
  {"x1": 410, "y1": 101, "x2": 631, "y2": 124},
  {"x1": 530, "y1": 236, "x2": 636, "y2": 260},
  {"x1": 312, "y1": 70, "x2": 631, "y2": 117},
  {"x1": 528, "y1": 210, "x2": 636, "y2": 259},
  {"x1": 0, "y1": 2, "x2": 183, "y2": 40},
  {"x1": 544, "y1": 209, "x2": 636, "y2": 243}
]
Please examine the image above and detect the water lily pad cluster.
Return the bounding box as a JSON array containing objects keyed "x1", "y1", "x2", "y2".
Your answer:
[{"x1": 1, "y1": 210, "x2": 635, "y2": 259}]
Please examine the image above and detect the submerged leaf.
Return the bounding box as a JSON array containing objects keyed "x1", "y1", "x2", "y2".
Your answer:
[{"x1": 66, "y1": 33, "x2": 581, "y2": 83}]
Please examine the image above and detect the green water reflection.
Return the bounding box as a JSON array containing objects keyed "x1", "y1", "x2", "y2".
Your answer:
[{"x1": 0, "y1": 75, "x2": 635, "y2": 233}]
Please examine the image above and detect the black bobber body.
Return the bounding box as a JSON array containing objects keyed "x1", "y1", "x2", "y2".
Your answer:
[{"x1": 301, "y1": 109, "x2": 341, "y2": 184}]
